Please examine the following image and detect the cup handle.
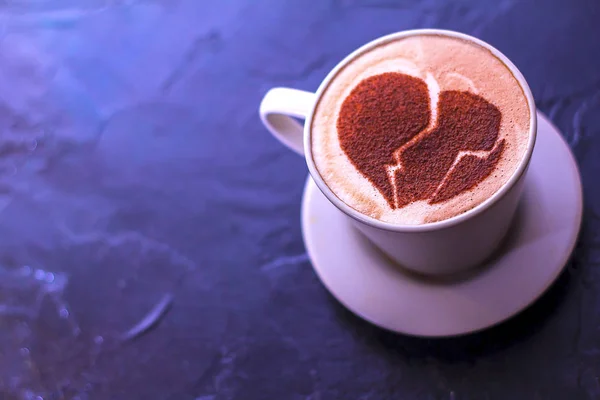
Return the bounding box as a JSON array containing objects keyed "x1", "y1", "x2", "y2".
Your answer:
[{"x1": 259, "y1": 88, "x2": 317, "y2": 155}]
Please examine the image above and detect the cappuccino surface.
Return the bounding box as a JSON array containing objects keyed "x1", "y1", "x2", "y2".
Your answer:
[{"x1": 311, "y1": 34, "x2": 531, "y2": 224}]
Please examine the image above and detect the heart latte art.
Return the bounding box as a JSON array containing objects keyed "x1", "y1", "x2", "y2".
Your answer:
[
  {"x1": 337, "y1": 72, "x2": 504, "y2": 209},
  {"x1": 311, "y1": 35, "x2": 530, "y2": 224}
]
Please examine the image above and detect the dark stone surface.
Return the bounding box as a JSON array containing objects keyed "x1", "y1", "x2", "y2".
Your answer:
[{"x1": 0, "y1": 0, "x2": 598, "y2": 399}]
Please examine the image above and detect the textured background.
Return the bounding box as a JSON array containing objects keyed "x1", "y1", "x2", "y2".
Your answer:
[{"x1": 0, "y1": 0, "x2": 598, "y2": 399}]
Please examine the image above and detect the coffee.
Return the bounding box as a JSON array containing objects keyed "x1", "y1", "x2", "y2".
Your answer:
[{"x1": 311, "y1": 34, "x2": 530, "y2": 224}]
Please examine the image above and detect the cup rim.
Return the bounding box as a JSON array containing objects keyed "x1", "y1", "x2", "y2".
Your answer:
[{"x1": 303, "y1": 29, "x2": 537, "y2": 233}]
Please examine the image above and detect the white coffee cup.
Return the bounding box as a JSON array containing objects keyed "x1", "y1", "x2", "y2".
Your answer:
[{"x1": 259, "y1": 29, "x2": 537, "y2": 275}]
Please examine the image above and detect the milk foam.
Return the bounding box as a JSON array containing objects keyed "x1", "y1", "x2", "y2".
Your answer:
[{"x1": 311, "y1": 34, "x2": 531, "y2": 224}]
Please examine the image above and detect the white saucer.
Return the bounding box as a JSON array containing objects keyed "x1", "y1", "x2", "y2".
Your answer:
[{"x1": 301, "y1": 112, "x2": 583, "y2": 337}]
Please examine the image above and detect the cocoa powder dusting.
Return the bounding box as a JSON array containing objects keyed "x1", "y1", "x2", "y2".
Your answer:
[
  {"x1": 337, "y1": 72, "x2": 430, "y2": 207},
  {"x1": 395, "y1": 90, "x2": 503, "y2": 207},
  {"x1": 432, "y1": 139, "x2": 505, "y2": 203},
  {"x1": 336, "y1": 73, "x2": 504, "y2": 209}
]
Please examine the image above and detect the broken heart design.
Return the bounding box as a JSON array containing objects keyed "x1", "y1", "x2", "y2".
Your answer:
[{"x1": 337, "y1": 72, "x2": 504, "y2": 209}]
